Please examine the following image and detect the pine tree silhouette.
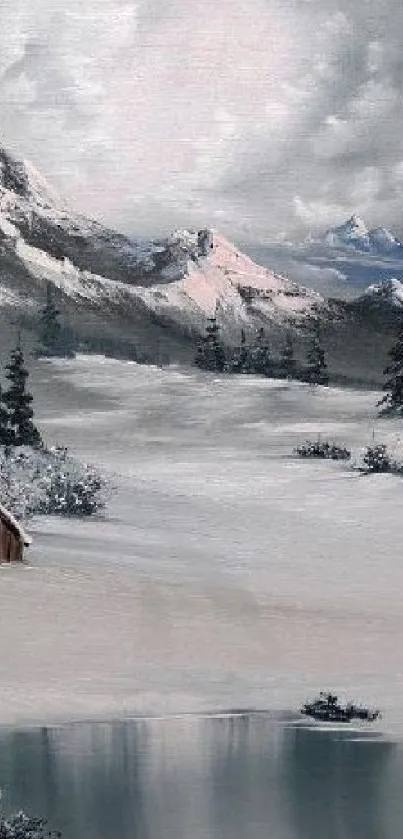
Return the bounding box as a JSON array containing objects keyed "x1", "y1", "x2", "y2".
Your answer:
[
  {"x1": 305, "y1": 318, "x2": 329, "y2": 385},
  {"x1": 0, "y1": 382, "x2": 9, "y2": 445},
  {"x1": 280, "y1": 333, "x2": 297, "y2": 380},
  {"x1": 194, "y1": 310, "x2": 226, "y2": 372},
  {"x1": 378, "y1": 327, "x2": 403, "y2": 414},
  {"x1": 248, "y1": 328, "x2": 273, "y2": 376},
  {"x1": 3, "y1": 338, "x2": 42, "y2": 447},
  {"x1": 37, "y1": 281, "x2": 77, "y2": 358},
  {"x1": 232, "y1": 329, "x2": 249, "y2": 373},
  {"x1": 39, "y1": 282, "x2": 62, "y2": 356}
]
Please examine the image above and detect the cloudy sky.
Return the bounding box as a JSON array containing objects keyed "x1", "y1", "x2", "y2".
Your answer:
[{"x1": 0, "y1": 0, "x2": 402, "y2": 242}]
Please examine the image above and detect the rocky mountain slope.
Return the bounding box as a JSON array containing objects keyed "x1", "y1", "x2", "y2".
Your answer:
[
  {"x1": 364, "y1": 278, "x2": 403, "y2": 308},
  {"x1": 0, "y1": 145, "x2": 401, "y2": 384},
  {"x1": 0, "y1": 145, "x2": 327, "y2": 360}
]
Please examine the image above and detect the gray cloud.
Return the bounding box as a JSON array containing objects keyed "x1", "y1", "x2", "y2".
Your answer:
[{"x1": 0, "y1": 0, "x2": 402, "y2": 242}]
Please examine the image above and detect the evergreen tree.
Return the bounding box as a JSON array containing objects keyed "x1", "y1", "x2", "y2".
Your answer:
[
  {"x1": 280, "y1": 333, "x2": 297, "y2": 380},
  {"x1": 0, "y1": 382, "x2": 9, "y2": 445},
  {"x1": 231, "y1": 329, "x2": 249, "y2": 373},
  {"x1": 248, "y1": 328, "x2": 273, "y2": 376},
  {"x1": 305, "y1": 318, "x2": 329, "y2": 385},
  {"x1": 37, "y1": 282, "x2": 75, "y2": 357},
  {"x1": 194, "y1": 312, "x2": 226, "y2": 372},
  {"x1": 38, "y1": 282, "x2": 62, "y2": 356},
  {"x1": 378, "y1": 327, "x2": 403, "y2": 414},
  {"x1": 3, "y1": 339, "x2": 42, "y2": 447}
]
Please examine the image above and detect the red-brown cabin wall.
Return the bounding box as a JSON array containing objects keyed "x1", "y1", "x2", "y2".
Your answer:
[{"x1": 0, "y1": 519, "x2": 23, "y2": 563}]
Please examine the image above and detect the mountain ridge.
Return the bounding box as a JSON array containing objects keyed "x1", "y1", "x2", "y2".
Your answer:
[
  {"x1": 312, "y1": 214, "x2": 403, "y2": 256},
  {"x1": 0, "y1": 145, "x2": 402, "y2": 385},
  {"x1": 364, "y1": 277, "x2": 403, "y2": 308},
  {"x1": 0, "y1": 145, "x2": 329, "y2": 351}
]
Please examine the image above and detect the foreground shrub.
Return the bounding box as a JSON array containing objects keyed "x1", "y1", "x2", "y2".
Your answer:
[
  {"x1": 0, "y1": 445, "x2": 109, "y2": 520},
  {"x1": 0, "y1": 811, "x2": 61, "y2": 838},
  {"x1": 359, "y1": 443, "x2": 403, "y2": 475},
  {"x1": 362, "y1": 443, "x2": 391, "y2": 473},
  {"x1": 294, "y1": 439, "x2": 351, "y2": 460}
]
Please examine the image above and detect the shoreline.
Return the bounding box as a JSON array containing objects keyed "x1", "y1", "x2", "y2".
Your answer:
[{"x1": 0, "y1": 560, "x2": 402, "y2": 733}]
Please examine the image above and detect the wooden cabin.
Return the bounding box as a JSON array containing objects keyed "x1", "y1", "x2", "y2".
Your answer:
[{"x1": 0, "y1": 502, "x2": 31, "y2": 563}]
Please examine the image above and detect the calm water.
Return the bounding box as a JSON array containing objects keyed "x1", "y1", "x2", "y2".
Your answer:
[{"x1": 0, "y1": 715, "x2": 400, "y2": 839}]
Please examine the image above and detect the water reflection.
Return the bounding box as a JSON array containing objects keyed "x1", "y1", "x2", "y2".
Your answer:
[
  {"x1": 0, "y1": 715, "x2": 400, "y2": 839},
  {"x1": 283, "y1": 724, "x2": 395, "y2": 839}
]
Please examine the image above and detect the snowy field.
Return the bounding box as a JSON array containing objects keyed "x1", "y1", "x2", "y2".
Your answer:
[{"x1": 1, "y1": 356, "x2": 403, "y2": 731}]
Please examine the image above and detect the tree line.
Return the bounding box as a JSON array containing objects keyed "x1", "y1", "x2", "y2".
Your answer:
[
  {"x1": 194, "y1": 308, "x2": 403, "y2": 415},
  {"x1": 194, "y1": 311, "x2": 329, "y2": 385},
  {"x1": 37, "y1": 284, "x2": 403, "y2": 414},
  {"x1": 36, "y1": 282, "x2": 163, "y2": 364}
]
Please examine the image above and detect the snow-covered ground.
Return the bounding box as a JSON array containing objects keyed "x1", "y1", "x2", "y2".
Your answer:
[{"x1": 1, "y1": 356, "x2": 403, "y2": 731}]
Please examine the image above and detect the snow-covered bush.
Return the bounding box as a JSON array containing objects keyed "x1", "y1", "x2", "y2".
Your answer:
[
  {"x1": 358, "y1": 443, "x2": 403, "y2": 475},
  {"x1": 352, "y1": 442, "x2": 403, "y2": 475},
  {"x1": 362, "y1": 443, "x2": 391, "y2": 473},
  {"x1": 0, "y1": 445, "x2": 109, "y2": 520},
  {"x1": 294, "y1": 439, "x2": 351, "y2": 460},
  {"x1": 0, "y1": 810, "x2": 61, "y2": 838}
]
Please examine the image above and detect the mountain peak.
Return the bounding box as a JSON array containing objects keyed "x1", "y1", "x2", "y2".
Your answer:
[
  {"x1": 0, "y1": 146, "x2": 31, "y2": 199},
  {"x1": 0, "y1": 146, "x2": 63, "y2": 210},
  {"x1": 312, "y1": 214, "x2": 403, "y2": 256},
  {"x1": 365, "y1": 277, "x2": 403, "y2": 307},
  {"x1": 334, "y1": 215, "x2": 369, "y2": 238}
]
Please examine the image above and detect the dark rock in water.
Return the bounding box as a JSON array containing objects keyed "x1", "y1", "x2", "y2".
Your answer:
[{"x1": 301, "y1": 692, "x2": 381, "y2": 723}]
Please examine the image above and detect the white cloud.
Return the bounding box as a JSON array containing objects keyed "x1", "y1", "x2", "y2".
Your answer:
[{"x1": 0, "y1": 0, "x2": 402, "y2": 242}]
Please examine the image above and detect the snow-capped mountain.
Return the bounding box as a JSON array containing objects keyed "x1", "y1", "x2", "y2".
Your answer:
[
  {"x1": 1, "y1": 144, "x2": 401, "y2": 384},
  {"x1": 324, "y1": 215, "x2": 369, "y2": 249},
  {"x1": 130, "y1": 229, "x2": 325, "y2": 336},
  {"x1": 0, "y1": 145, "x2": 326, "y2": 358},
  {"x1": 317, "y1": 215, "x2": 403, "y2": 256},
  {"x1": 364, "y1": 278, "x2": 403, "y2": 307},
  {"x1": 0, "y1": 146, "x2": 160, "y2": 284}
]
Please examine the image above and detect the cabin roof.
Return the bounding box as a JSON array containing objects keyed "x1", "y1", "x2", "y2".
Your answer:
[{"x1": 0, "y1": 501, "x2": 32, "y2": 546}]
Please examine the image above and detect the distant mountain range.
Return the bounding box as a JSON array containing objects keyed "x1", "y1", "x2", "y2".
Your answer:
[
  {"x1": 312, "y1": 214, "x2": 403, "y2": 257},
  {"x1": 0, "y1": 145, "x2": 402, "y2": 385},
  {"x1": 245, "y1": 215, "x2": 403, "y2": 303}
]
